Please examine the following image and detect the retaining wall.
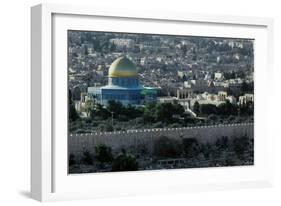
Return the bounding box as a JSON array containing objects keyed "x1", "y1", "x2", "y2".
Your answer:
[{"x1": 69, "y1": 123, "x2": 254, "y2": 158}]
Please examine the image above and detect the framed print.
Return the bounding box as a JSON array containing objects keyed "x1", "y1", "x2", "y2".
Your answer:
[{"x1": 31, "y1": 3, "x2": 274, "y2": 201}]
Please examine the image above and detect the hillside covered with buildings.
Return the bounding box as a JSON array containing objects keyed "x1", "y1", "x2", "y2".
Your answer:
[{"x1": 68, "y1": 31, "x2": 254, "y2": 134}]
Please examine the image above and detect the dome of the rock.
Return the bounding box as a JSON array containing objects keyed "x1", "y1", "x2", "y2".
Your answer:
[{"x1": 108, "y1": 57, "x2": 138, "y2": 77}]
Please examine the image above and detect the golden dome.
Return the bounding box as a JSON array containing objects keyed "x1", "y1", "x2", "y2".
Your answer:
[{"x1": 108, "y1": 57, "x2": 138, "y2": 77}]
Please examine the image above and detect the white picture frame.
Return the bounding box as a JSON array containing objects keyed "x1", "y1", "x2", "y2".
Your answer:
[{"x1": 31, "y1": 3, "x2": 274, "y2": 202}]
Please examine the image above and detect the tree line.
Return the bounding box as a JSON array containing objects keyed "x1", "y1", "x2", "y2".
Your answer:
[{"x1": 193, "y1": 100, "x2": 253, "y2": 116}]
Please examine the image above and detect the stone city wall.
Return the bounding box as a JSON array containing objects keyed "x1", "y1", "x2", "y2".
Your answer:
[{"x1": 69, "y1": 123, "x2": 254, "y2": 158}]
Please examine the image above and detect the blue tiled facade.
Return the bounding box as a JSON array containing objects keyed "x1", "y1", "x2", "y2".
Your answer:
[{"x1": 88, "y1": 57, "x2": 157, "y2": 106}]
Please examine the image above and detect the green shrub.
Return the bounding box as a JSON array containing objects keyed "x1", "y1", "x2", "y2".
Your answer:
[
  {"x1": 82, "y1": 151, "x2": 93, "y2": 165},
  {"x1": 112, "y1": 149, "x2": 138, "y2": 171},
  {"x1": 97, "y1": 123, "x2": 114, "y2": 132},
  {"x1": 154, "y1": 136, "x2": 182, "y2": 158},
  {"x1": 69, "y1": 154, "x2": 76, "y2": 166},
  {"x1": 232, "y1": 136, "x2": 250, "y2": 157},
  {"x1": 182, "y1": 138, "x2": 200, "y2": 158},
  {"x1": 95, "y1": 144, "x2": 113, "y2": 163}
]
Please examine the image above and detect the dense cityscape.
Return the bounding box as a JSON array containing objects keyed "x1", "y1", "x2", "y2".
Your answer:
[
  {"x1": 68, "y1": 31, "x2": 254, "y2": 133},
  {"x1": 68, "y1": 30, "x2": 254, "y2": 173}
]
